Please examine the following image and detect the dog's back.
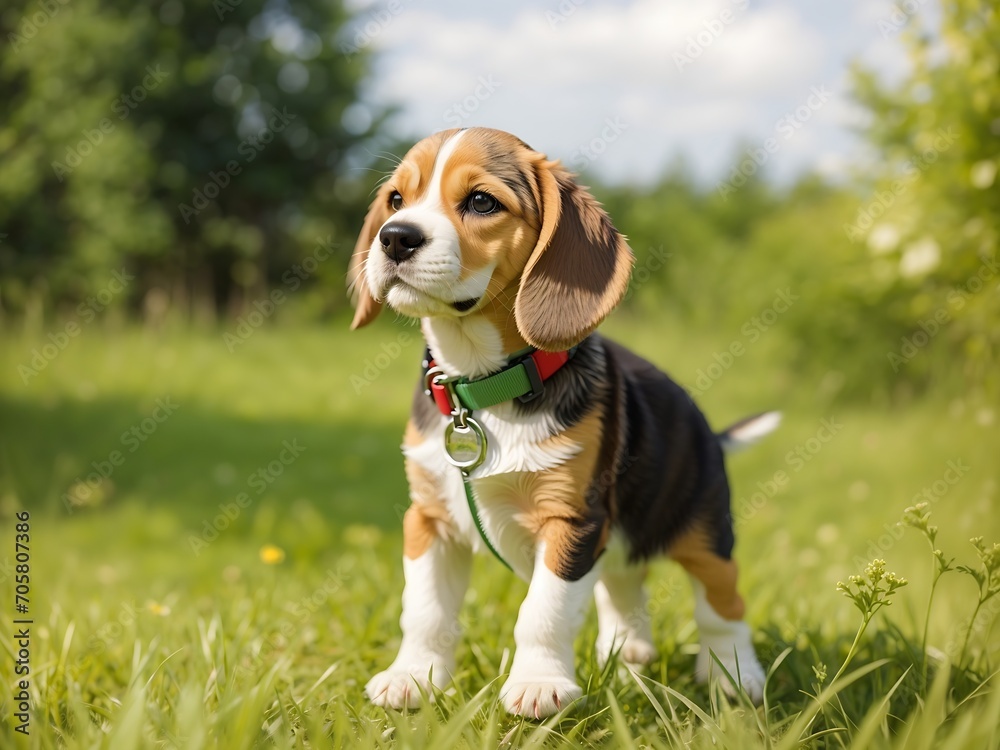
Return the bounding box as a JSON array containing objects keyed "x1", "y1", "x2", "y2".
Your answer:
[{"x1": 600, "y1": 336, "x2": 735, "y2": 562}]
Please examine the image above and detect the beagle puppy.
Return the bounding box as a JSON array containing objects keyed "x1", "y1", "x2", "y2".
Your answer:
[{"x1": 350, "y1": 127, "x2": 776, "y2": 718}]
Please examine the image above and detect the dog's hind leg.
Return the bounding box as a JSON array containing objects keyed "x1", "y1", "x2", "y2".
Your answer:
[
  {"x1": 669, "y1": 525, "x2": 765, "y2": 703},
  {"x1": 593, "y1": 536, "x2": 657, "y2": 669}
]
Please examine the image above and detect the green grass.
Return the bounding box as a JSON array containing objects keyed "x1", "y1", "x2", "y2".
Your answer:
[{"x1": 0, "y1": 311, "x2": 998, "y2": 748}]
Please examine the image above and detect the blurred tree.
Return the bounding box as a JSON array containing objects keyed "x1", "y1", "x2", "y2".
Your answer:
[
  {"x1": 847, "y1": 0, "x2": 999, "y2": 396},
  {"x1": 0, "y1": 0, "x2": 383, "y2": 321}
]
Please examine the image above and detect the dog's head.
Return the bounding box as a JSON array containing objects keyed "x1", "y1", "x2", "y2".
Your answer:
[{"x1": 349, "y1": 128, "x2": 633, "y2": 351}]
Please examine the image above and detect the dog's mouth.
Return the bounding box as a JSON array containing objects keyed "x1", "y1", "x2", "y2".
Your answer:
[{"x1": 382, "y1": 279, "x2": 481, "y2": 316}]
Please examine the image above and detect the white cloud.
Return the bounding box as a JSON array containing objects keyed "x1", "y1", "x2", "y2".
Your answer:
[{"x1": 357, "y1": 0, "x2": 928, "y2": 186}]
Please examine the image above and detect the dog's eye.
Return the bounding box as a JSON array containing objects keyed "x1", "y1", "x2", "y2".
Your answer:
[
  {"x1": 389, "y1": 192, "x2": 403, "y2": 211},
  {"x1": 467, "y1": 192, "x2": 500, "y2": 215}
]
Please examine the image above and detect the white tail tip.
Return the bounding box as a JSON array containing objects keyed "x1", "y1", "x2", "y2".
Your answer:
[{"x1": 718, "y1": 411, "x2": 782, "y2": 453}]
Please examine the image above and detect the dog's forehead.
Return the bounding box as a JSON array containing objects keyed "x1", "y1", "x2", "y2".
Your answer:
[
  {"x1": 397, "y1": 129, "x2": 536, "y2": 188},
  {"x1": 457, "y1": 128, "x2": 537, "y2": 161}
]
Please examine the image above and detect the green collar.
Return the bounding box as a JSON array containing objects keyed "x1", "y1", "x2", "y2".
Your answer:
[{"x1": 422, "y1": 346, "x2": 575, "y2": 415}]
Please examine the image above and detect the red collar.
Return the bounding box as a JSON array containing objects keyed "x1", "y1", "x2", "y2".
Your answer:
[{"x1": 423, "y1": 347, "x2": 574, "y2": 416}]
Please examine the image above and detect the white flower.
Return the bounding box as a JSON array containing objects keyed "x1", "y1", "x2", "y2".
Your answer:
[
  {"x1": 868, "y1": 224, "x2": 900, "y2": 255},
  {"x1": 970, "y1": 160, "x2": 997, "y2": 189},
  {"x1": 899, "y1": 237, "x2": 941, "y2": 278}
]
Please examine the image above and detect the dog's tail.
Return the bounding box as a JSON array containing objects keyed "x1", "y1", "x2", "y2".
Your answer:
[{"x1": 717, "y1": 411, "x2": 782, "y2": 453}]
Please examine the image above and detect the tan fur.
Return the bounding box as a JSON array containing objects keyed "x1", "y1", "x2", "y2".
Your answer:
[
  {"x1": 349, "y1": 131, "x2": 458, "y2": 330},
  {"x1": 478, "y1": 283, "x2": 530, "y2": 355},
  {"x1": 349, "y1": 129, "x2": 632, "y2": 354},
  {"x1": 669, "y1": 525, "x2": 746, "y2": 621},
  {"x1": 395, "y1": 131, "x2": 452, "y2": 200},
  {"x1": 400, "y1": 421, "x2": 457, "y2": 559},
  {"x1": 348, "y1": 192, "x2": 392, "y2": 330},
  {"x1": 527, "y1": 402, "x2": 606, "y2": 520},
  {"x1": 466, "y1": 403, "x2": 609, "y2": 577}
]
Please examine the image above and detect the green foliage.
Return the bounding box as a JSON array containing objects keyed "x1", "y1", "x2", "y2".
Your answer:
[
  {"x1": 588, "y1": 2, "x2": 1000, "y2": 403},
  {"x1": 0, "y1": 0, "x2": 378, "y2": 318},
  {"x1": 847, "y1": 0, "x2": 1000, "y2": 396}
]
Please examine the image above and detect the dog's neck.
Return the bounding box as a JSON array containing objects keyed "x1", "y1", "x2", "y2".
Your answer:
[
  {"x1": 422, "y1": 316, "x2": 507, "y2": 379},
  {"x1": 421, "y1": 290, "x2": 529, "y2": 379}
]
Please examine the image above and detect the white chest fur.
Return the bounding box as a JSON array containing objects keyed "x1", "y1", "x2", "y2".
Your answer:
[
  {"x1": 408, "y1": 316, "x2": 582, "y2": 579},
  {"x1": 403, "y1": 406, "x2": 580, "y2": 581}
]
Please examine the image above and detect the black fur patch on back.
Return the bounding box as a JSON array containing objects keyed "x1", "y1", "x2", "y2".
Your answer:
[{"x1": 600, "y1": 338, "x2": 734, "y2": 561}]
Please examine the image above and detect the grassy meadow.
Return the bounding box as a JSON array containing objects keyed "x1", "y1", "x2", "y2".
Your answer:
[{"x1": 0, "y1": 312, "x2": 998, "y2": 748}]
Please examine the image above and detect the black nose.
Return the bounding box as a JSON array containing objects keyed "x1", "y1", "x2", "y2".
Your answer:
[{"x1": 379, "y1": 222, "x2": 425, "y2": 263}]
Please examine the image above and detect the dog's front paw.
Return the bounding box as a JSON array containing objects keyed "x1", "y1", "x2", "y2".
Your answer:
[
  {"x1": 365, "y1": 662, "x2": 451, "y2": 710},
  {"x1": 500, "y1": 676, "x2": 581, "y2": 719}
]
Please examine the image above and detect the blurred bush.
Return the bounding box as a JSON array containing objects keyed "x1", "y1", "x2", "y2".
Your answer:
[{"x1": 844, "y1": 0, "x2": 999, "y2": 398}]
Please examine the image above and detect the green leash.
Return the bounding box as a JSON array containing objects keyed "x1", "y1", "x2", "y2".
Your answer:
[
  {"x1": 460, "y1": 473, "x2": 512, "y2": 571},
  {"x1": 424, "y1": 365, "x2": 518, "y2": 570},
  {"x1": 422, "y1": 347, "x2": 576, "y2": 571}
]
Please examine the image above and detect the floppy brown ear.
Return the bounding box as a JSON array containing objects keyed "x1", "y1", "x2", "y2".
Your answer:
[
  {"x1": 514, "y1": 161, "x2": 634, "y2": 351},
  {"x1": 348, "y1": 193, "x2": 391, "y2": 329}
]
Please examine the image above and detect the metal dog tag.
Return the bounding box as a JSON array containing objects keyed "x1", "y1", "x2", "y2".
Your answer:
[{"x1": 443, "y1": 416, "x2": 487, "y2": 472}]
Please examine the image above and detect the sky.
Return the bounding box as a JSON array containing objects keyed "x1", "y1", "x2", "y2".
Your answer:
[{"x1": 341, "y1": 0, "x2": 940, "y2": 189}]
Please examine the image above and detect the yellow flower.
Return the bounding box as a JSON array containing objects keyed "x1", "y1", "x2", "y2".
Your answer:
[
  {"x1": 147, "y1": 601, "x2": 171, "y2": 616},
  {"x1": 260, "y1": 544, "x2": 285, "y2": 565}
]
